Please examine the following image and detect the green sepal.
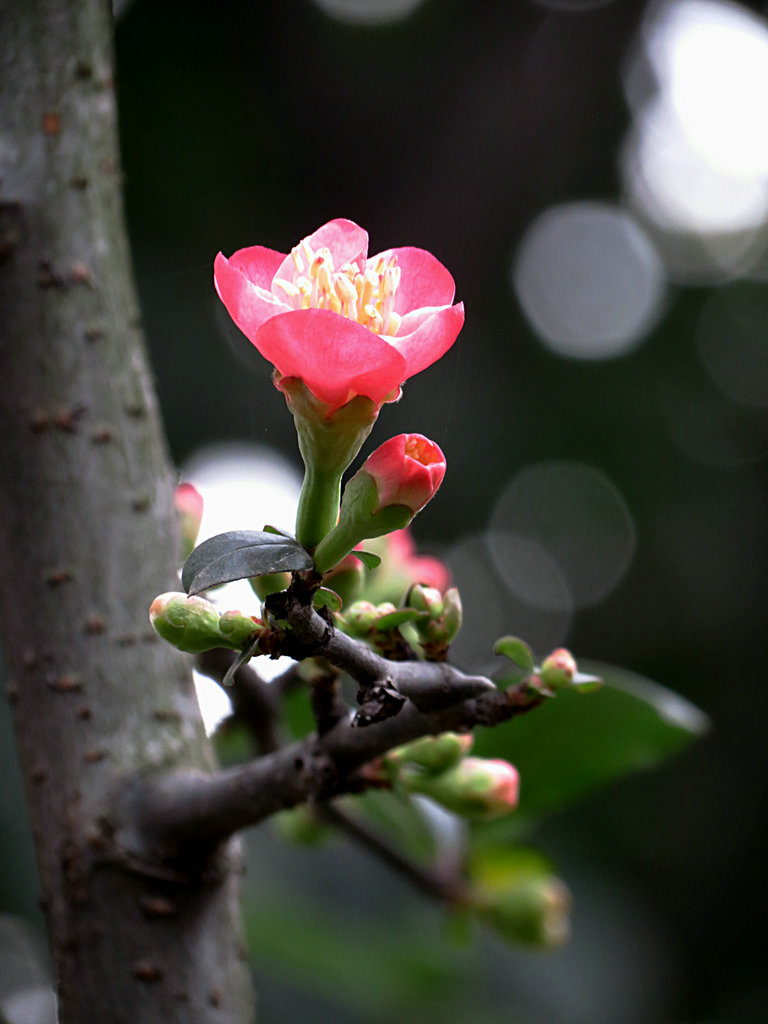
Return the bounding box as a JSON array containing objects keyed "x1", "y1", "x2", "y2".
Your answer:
[{"x1": 313, "y1": 587, "x2": 343, "y2": 613}]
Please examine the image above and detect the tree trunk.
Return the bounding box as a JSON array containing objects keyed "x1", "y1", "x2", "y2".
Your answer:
[{"x1": 0, "y1": 1, "x2": 256, "y2": 1020}]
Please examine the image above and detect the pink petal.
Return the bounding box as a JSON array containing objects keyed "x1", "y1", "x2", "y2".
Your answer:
[
  {"x1": 372, "y1": 247, "x2": 456, "y2": 314},
  {"x1": 307, "y1": 218, "x2": 369, "y2": 268},
  {"x1": 252, "y1": 308, "x2": 408, "y2": 410},
  {"x1": 392, "y1": 302, "x2": 465, "y2": 380},
  {"x1": 226, "y1": 245, "x2": 286, "y2": 289},
  {"x1": 273, "y1": 218, "x2": 370, "y2": 285},
  {"x1": 214, "y1": 252, "x2": 289, "y2": 338}
]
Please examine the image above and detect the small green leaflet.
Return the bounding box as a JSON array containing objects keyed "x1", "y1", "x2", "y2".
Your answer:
[
  {"x1": 493, "y1": 636, "x2": 535, "y2": 672},
  {"x1": 182, "y1": 530, "x2": 313, "y2": 596}
]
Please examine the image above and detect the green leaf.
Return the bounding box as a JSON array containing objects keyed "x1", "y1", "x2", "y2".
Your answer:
[
  {"x1": 182, "y1": 530, "x2": 313, "y2": 595},
  {"x1": 493, "y1": 636, "x2": 535, "y2": 672},
  {"x1": 352, "y1": 549, "x2": 381, "y2": 570},
  {"x1": 473, "y1": 661, "x2": 709, "y2": 834},
  {"x1": 263, "y1": 524, "x2": 294, "y2": 538}
]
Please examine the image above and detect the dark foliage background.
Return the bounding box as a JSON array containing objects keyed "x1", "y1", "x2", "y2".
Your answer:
[{"x1": 2, "y1": 1, "x2": 767, "y2": 1021}]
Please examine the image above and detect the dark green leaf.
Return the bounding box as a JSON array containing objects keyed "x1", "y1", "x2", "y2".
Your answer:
[
  {"x1": 493, "y1": 636, "x2": 535, "y2": 671},
  {"x1": 352, "y1": 549, "x2": 382, "y2": 570},
  {"x1": 182, "y1": 530, "x2": 313, "y2": 595},
  {"x1": 473, "y1": 661, "x2": 709, "y2": 834}
]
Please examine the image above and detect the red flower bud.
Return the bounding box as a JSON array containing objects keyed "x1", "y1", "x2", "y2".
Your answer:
[
  {"x1": 362, "y1": 433, "x2": 446, "y2": 515},
  {"x1": 312, "y1": 435, "x2": 446, "y2": 574}
]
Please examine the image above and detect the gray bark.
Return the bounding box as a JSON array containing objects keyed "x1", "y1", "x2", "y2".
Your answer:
[{"x1": 0, "y1": 1, "x2": 256, "y2": 1020}]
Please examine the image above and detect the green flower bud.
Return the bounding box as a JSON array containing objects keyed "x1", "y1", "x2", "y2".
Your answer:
[
  {"x1": 340, "y1": 600, "x2": 380, "y2": 637},
  {"x1": 249, "y1": 572, "x2": 290, "y2": 601},
  {"x1": 149, "y1": 592, "x2": 223, "y2": 653},
  {"x1": 387, "y1": 731, "x2": 474, "y2": 773},
  {"x1": 218, "y1": 610, "x2": 262, "y2": 648},
  {"x1": 540, "y1": 648, "x2": 578, "y2": 690},
  {"x1": 479, "y1": 875, "x2": 571, "y2": 949},
  {"x1": 405, "y1": 583, "x2": 444, "y2": 618}
]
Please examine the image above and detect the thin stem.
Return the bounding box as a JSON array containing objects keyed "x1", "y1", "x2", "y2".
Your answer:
[
  {"x1": 319, "y1": 802, "x2": 468, "y2": 906},
  {"x1": 295, "y1": 464, "x2": 344, "y2": 550}
]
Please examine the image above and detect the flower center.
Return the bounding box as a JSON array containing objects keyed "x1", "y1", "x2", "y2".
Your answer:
[{"x1": 273, "y1": 238, "x2": 402, "y2": 336}]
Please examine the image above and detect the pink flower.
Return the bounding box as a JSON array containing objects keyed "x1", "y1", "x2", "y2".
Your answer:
[
  {"x1": 362, "y1": 433, "x2": 446, "y2": 514},
  {"x1": 214, "y1": 218, "x2": 464, "y2": 411}
]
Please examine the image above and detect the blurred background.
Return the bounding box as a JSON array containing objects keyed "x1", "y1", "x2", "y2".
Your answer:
[{"x1": 3, "y1": 0, "x2": 768, "y2": 1020}]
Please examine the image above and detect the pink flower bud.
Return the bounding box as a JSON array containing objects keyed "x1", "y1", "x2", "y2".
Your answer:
[
  {"x1": 403, "y1": 756, "x2": 520, "y2": 820},
  {"x1": 362, "y1": 433, "x2": 446, "y2": 515},
  {"x1": 174, "y1": 482, "x2": 204, "y2": 560},
  {"x1": 540, "y1": 647, "x2": 577, "y2": 690},
  {"x1": 312, "y1": 435, "x2": 447, "y2": 574}
]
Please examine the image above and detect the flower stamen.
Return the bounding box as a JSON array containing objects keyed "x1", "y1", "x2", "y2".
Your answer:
[{"x1": 273, "y1": 236, "x2": 402, "y2": 336}]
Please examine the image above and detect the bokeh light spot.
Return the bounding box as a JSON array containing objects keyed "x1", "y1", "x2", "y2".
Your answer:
[
  {"x1": 310, "y1": 0, "x2": 427, "y2": 26},
  {"x1": 649, "y1": 0, "x2": 768, "y2": 180},
  {"x1": 512, "y1": 201, "x2": 665, "y2": 359},
  {"x1": 527, "y1": 0, "x2": 614, "y2": 8},
  {"x1": 622, "y1": 0, "x2": 768, "y2": 278},
  {"x1": 489, "y1": 461, "x2": 636, "y2": 608}
]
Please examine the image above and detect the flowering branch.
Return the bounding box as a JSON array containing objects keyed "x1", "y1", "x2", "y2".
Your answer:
[
  {"x1": 126, "y1": 586, "x2": 541, "y2": 869},
  {"x1": 128, "y1": 672, "x2": 537, "y2": 864}
]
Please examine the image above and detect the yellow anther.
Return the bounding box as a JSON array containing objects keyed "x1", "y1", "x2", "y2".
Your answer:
[
  {"x1": 359, "y1": 274, "x2": 375, "y2": 310},
  {"x1": 386, "y1": 311, "x2": 402, "y2": 336},
  {"x1": 316, "y1": 262, "x2": 332, "y2": 295},
  {"x1": 334, "y1": 274, "x2": 357, "y2": 306},
  {"x1": 274, "y1": 278, "x2": 300, "y2": 299},
  {"x1": 364, "y1": 304, "x2": 383, "y2": 333},
  {"x1": 301, "y1": 239, "x2": 315, "y2": 267},
  {"x1": 291, "y1": 246, "x2": 304, "y2": 273}
]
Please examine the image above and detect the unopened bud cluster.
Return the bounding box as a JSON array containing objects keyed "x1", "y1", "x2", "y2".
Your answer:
[
  {"x1": 385, "y1": 733, "x2": 520, "y2": 821},
  {"x1": 149, "y1": 593, "x2": 263, "y2": 654},
  {"x1": 339, "y1": 584, "x2": 462, "y2": 661},
  {"x1": 405, "y1": 584, "x2": 462, "y2": 660}
]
